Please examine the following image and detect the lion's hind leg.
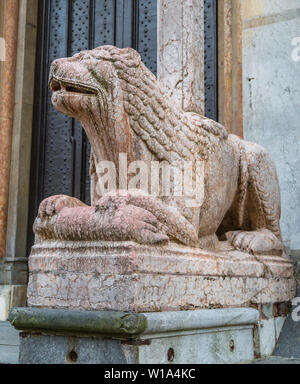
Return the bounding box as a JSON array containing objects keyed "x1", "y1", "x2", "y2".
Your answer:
[{"x1": 226, "y1": 140, "x2": 283, "y2": 255}]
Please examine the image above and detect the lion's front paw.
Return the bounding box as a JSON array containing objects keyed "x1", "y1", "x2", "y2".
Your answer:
[
  {"x1": 38, "y1": 195, "x2": 86, "y2": 218},
  {"x1": 34, "y1": 195, "x2": 87, "y2": 239},
  {"x1": 97, "y1": 190, "x2": 198, "y2": 246},
  {"x1": 226, "y1": 229, "x2": 283, "y2": 255},
  {"x1": 99, "y1": 202, "x2": 169, "y2": 245}
]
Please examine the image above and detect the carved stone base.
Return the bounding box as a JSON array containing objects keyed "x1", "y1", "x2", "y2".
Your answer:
[{"x1": 27, "y1": 241, "x2": 296, "y2": 312}]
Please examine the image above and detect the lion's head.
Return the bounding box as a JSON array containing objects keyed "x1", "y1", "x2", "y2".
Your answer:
[
  {"x1": 49, "y1": 46, "x2": 147, "y2": 164},
  {"x1": 49, "y1": 45, "x2": 227, "y2": 167},
  {"x1": 49, "y1": 46, "x2": 143, "y2": 119}
]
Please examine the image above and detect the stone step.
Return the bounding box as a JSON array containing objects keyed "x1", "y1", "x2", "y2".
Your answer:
[
  {"x1": 0, "y1": 321, "x2": 20, "y2": 346},
  {"x1": 0, "y1": 321, "x2": 20, "y2": 364},
  {"x1": 0, "y1": 345, "x2": 19, "y2": 364}
]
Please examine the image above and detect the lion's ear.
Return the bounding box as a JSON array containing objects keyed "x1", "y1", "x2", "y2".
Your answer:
[{"x1": 121, "y1": 47, "x2": 142, "y2": 67}]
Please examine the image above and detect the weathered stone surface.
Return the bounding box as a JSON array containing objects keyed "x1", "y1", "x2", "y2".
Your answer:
[
  {"x1": 0, "y1": 321, "x2": 19, "y2": 364},
  {"x1": 9, "y1": 307, "x2": 147, "y2": 336},
  {"x1": 27, "y1": 241, "x2": 296, "y2": 312},
  {"x1": 0, "y1": 285, "x2": 27, "y2": 321},
  {"x1": 274, "y1": 316, "x2": 286, "y2": 341},
  {"x1": 251, "y1": 357, "x2": 300, "y2": 364},
  {"x1": 137, "y1": 326, "x2": 254, "y2": 364},
  {"x1": 255, "y1": 318, "x2": 276, "y2": 357},
  {"x1": 30, "y1": 45, "x2": 288, "y2": 258},
  {"x1": 19, "y1": 335, "x2": 131, "y2": 365},
  {"x1": 18, "y1": 328, "x2": 255, "y2": 364},
  {"x1": 0, "y1": 286, "x2": 11, "y2": 321},
  {"x1": 291, "y1": 253, "x2": 300, "y2": 284},
  {"x1": 0, "y1": 0, "x2": 19, "y2": 259},
  {"x1": 218, "y1": 0, "x2": 243, "y2": 136},
  {"x1": 5, "y1": 0, "x2": 38, "y2": 266},
  {"x1": 12, "y1": 307, "x2": 259, "y2": 364},
  {"x1": 24, "y1": 44, "x2": 296, "y2": 319},
  {"x1": 9, "y1": 306, "x2": 259, "y2": 334},
  {"x1": 158, "y1": 0, "x2": 205, "y2": 114}
]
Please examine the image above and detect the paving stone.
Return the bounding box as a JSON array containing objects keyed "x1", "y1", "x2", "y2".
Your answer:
[
  {"x1": 0, "y1": 345, "x2": 19, "y2": 364},
  {"x1": 0, "y1": 321, "x2": 20, "y2": 364},
  {"x1": 0, "y1": 321, "x2": 20, "y2": 346}
]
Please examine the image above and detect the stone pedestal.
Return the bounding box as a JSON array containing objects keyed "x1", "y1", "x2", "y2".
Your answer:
[
  {"x1": 27, "y1": 241, "x2": 296, "y2": 312},
  {"x1": 13, "y1": 240, "x2": 295, "y2": 363},
  {"x1": 9, "y1": 307, "x2": 259, "y2": 364}
]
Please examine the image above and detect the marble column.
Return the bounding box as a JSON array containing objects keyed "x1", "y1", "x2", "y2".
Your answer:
[
  {"x1": 158, "y1": 0, "x2": 205, "y2": 115},
  {"x1": 0, "y1": 0, "x2": 20, "y2": 258},
  {"x1": 218, "y1": 0, "x2": 243, "y2": 136}
]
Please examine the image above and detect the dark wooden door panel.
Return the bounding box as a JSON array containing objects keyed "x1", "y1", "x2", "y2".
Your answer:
[{"x1": 204, "y1": 0, "x2": 218, "y2": 121}]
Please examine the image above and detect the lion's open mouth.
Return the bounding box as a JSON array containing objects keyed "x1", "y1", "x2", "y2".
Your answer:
[{"x1": 50, "y1": 78, "x2": 97, "y2": 96}]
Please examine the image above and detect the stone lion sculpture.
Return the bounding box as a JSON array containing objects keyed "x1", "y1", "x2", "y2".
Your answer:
[{"x1": 34, "y1": 46, "x2": 283, "y2": 255}]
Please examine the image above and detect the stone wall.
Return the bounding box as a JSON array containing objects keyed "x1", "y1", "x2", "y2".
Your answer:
[{"x1": 242, "y1": 0, "x2": 300, "y2": 252}]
